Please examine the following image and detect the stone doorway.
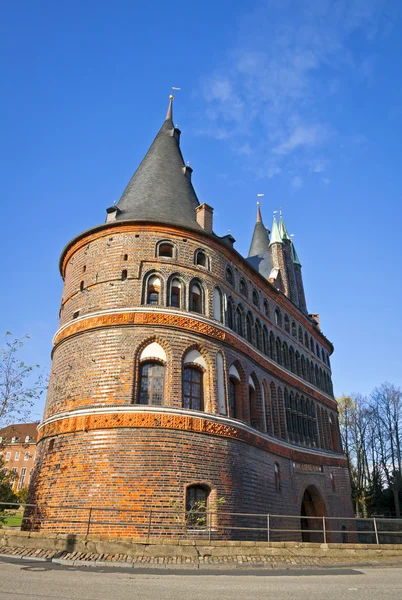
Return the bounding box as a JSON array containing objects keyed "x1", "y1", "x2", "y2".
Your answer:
[{"x1": 300, "y1": 486, "x2": 326, "y2": 542}]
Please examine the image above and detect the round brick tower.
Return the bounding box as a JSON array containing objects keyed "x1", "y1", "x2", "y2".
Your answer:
[{"x1": 31, "y1": 97, "x2": 354, "y2": 539}]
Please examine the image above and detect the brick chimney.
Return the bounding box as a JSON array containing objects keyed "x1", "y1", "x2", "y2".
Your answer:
[{"x1": 196, "y1": 203, "x2": 214, "y2": 233}]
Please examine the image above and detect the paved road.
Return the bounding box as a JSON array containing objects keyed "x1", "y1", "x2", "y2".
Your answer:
[{"x1": 0, "y1": 558, "x2": 401, "y2": 600}]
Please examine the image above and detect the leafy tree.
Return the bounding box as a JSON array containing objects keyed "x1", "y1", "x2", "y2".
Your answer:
[
  {"x1": 0, "y1": 333, "x2": 45, "y2": 428},
  {"x1": 0, "y1": 457, "x2": 18, "y2": 522}
]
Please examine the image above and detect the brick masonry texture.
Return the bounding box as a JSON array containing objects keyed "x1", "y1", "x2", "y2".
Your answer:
[{"x1": 30, "y1": 221, "x2": 354, "y2": 537}]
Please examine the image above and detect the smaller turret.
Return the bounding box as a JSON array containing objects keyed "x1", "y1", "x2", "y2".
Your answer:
[
  {"x1": 291, "y1": 239, "x2": 308, "y2": 314},
  {"x1": 247, "y1": 203, "x2": 272, "y2": 279},
  {"x1": 279, "y1": 212, "x2": 299, "y2": 305}
]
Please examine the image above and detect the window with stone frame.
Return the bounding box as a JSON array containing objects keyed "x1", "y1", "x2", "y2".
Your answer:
[
  {"x1": 169, "y1": 277, "x2": 183, "y2": 308},
  {"x1": 182, "y1": 366, "x2": 203, "y2": 411},
  {"x1": 185, "y1": 484, "x2": 210, "y2": 528},
  {"x1": 146, "y1": 275, "x2": 161, "y2": 305},
  {"x1": 239, "y1": 279, "x2": 248, "y2": 297},
  {"x1": 138, "y1": 362, "x2": 165, "y2": 406},
  {"x1": 275, "y1": 307, "x2": 282, "y2": 327},
  {"x1": 189, "y1": 281, "x2": 203, "y2": 314},
  {"x1": 157, "y1": 241, "x2": 175, "y2": 258},
  {"x1": 195, "y1": 249, "x2": 208, "y2": 268},
  {"x1": 226, "y1": 266, "x2": 234, "y2": 286},
  {"x1": 284, "y1": 314, "x2": 290, "y2": 333}
]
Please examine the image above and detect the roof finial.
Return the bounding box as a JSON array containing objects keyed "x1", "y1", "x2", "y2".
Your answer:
[
  {"x1": 256, "y1": 201, "x2": 262, "y2": 223},
  {"x1": 166, "y1": 94, "x2": 174, "y2": 121}
]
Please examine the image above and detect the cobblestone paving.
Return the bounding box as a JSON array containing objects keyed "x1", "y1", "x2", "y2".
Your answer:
[{"x1": 1, "y1": 546, "x2": 402, "y2": 569}]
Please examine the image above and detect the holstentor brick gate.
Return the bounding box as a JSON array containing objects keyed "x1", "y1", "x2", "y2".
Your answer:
[{"x1": 29, "y1": 97, "x2": 354, "y2": 540}]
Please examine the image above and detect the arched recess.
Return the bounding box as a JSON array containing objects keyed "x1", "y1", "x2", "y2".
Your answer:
[
  {"x1": 182, "y1": 344, "x2": 211, "y2": 413},
  {"x1": 166, "y1": 273, "x2": 185, "y2": 309},
  {"x1": 262, "y1": 380, "x2": 273, "y2": 435},
  {"x1": 248, "y1": 373, "x2": 263, "y2": 431},
  {"x1": 228, "y1": 362, "x2": 245, "y2": 421},
  {"x1": 142, "y1": 270, "x2": 164, "y2": 306},
  {"x1": 133, "y1": 337, "x2": 171, "y2": 406},
  {"x1": 300, "y1": 485, "x2": 327, "y2": 543},
  {"x1": 216, "y1": 352, "x2": 226, "y2": 415},
  {"x1": 213, "y1": 287, "x2": 224, "y2": 322},
  {"x1": 189, "y1": 278, "x2": 206, "y2": 315}
]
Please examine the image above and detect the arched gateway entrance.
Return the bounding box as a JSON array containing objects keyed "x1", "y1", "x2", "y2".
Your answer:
[{"x1": 301, "y1": 485, "x2": 327, "y2": 542}]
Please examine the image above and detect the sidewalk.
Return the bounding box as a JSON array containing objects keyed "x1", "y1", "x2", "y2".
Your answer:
[{"x1": 1, "y1": 545, "x2": 402, "y2": 570}]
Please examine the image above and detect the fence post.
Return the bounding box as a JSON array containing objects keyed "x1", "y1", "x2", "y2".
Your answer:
[
  {"x1": 208, "y1": 512, "x2": 212, "y2": 543},
  {"x1": 147, "y1": 510, "x2": 152, "y2": 542},
  {"x1": 322, "y1": 516, "x2": 327, "y2": 544},
  {"x1": 86, "y1": 506, "x2": 93, "y2": 537},
  {"x1": 267, "y1": 514, "x2": 270, "y2": 543},
  {"x1": 30, "y1": 504, "x2": 38, "y2": 532},
  {"x1": 373, "y1": 517, "x2": 379, "y2": 545}
]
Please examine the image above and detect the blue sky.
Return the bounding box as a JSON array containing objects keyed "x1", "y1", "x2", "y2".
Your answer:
[{"x1": 1, "y1": 0, "x2": 402, "y2": 421}]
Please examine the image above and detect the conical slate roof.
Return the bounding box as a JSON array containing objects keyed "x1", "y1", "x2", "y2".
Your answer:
[
  {"x1": 247, "y1": 203, "x2": 272, "y2": 279},
  {"x1": 291, "y1": 241, "x2": 302, "y2": 266},
  {"x1": 248, "y1": 203, "x2": 270, "y2": 257},
  {"x1": 115, "y1": 98, "x2": 202, "y2": 231}
]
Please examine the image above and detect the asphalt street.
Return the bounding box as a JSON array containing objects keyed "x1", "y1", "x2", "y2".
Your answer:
[{"x1": 0, "y1": 558, "x2": 401, "y2": 600}]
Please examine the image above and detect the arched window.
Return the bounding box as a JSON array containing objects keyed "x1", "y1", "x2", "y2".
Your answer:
[
  {"x1": 186, "y1": 484, "x2": 210, "y2": 527},
  {"x1": 255, "y1": 319, "x2": 262, "y2": 351},
  {"x1": 282, "y1": 342, "x2": 289, "y2": 369},
  {"x1": 276, "y1": 337, "x2": 282, "y2": 364},
  {"x1": 289, "y1": 346, "x2": 295, "y2": 373},
  {"x1": 269, "y1": 331, "x2": 275, "y2": 359},
  {"x1": 304, "y1": 331, "x2": 309, "y2": 347},
  {"x1": 239, "y1": 279, "x2": 247, "y2": 297},
  {"x1": 183, "y1": 366, "x2": 203, "y2": 411},
  {"x1": 246, "y1": 313, "x2": 253, "y2": 343},
  {"x1": 228, "y1": 377, "x2": 239, "y2": 419},
  {"x1": 169, "y1": 277, "x2": 182, "y2": 308},
  {"x1": 274, "y1": 463, "x2": 281, "y2": 492},
  {"x1": 275, "y1": 307, "x2": 282, "y2": 327},
  {"x1": 226, "y1": 266, "x2": 234, "y2": 286},
  {"x1": 121, "y1": 269, "x2": 128, "y2": 281},
  {"x1": 195, "y1": 249, "x2": 208, "y2": 268},
  {"x1": 295, "y1": 351, "x2": 301, "y2": 377},
  {"x1": 138, "y1": 362, "x2": 165, "y2": 405},
  {"x1": 147, "y1": 275, "x2": 161, "y2": 305},
  {"x1": 264, "y1": 300, "x2": 270, "y2": 319},
  {"x1": 284, "y1": 314, "x2": 290, "y2": 333},
  {"x1": 292, "y1": 320, "x2": 297, "y2": 337},
  {"x1": 248, "y1": 379, "x2": 258, "y2": 428},
  {"x1": 263, "y1": 326, "x2": 269, "y2": 355},
  {"x1": 189, "y1": 281, "x2": 203, "y2": 314},
  {"x1": 227, "y1": 298, "x2": 234, "y2": 330},
  {"x1": 80, "y1": 281, "x2": 84, "y2": 292},
  {"x1": 157, "y1": 241, "x2": 175, "y2": 258},
  {"x1": 252, "y1": 290, "x2": 259, "y2": 308},
  {"x1": 213, "y1": 287, "x2": 223, "y2": 322},
  {"x1": 235, "y1": 306, "x2": 244, "y2": 337},
  {"x1": 301, "y1": 355, "x2": 306, "y2": 379},
  {"x1": 316, "y1": 343, "x2": 320, "y2": 357},
  {"x1": 299, "y1": 326, "x2": 303, "y2": 343},
  {"x1": 310, "y1": 337, "x2": 314, "y2": 353}
]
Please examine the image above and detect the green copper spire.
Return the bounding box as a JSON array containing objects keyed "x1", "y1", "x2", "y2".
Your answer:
[
  {"x1": 269, "y1": 215, "x2": 283, "y2": 245},
  {"x1": 279, "y1": 211, "x2": 291, "y2": 241},
  {"x1": 291, "y1": 240, "x2": 301, "y2": 266}
]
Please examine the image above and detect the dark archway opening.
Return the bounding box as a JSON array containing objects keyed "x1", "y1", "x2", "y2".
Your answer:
[{"x1": 301, "y1": 486, "x2": 327, "y2": 543}]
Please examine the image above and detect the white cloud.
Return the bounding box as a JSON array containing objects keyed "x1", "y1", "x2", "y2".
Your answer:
[
  {"x1": 195, "y1": 0, "x2": 394, "y2": 181},
  {"x1": 291, "y1": 176, "x2": 303, "y2": 190}
]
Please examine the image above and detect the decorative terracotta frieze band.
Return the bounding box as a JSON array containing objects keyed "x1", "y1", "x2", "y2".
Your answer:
[
  {"x1": 37, "y1": 410, "x2": 347, "y2": 468},
  {"x1": 53, "y1": 310, "x2": 337, "y2": 409}
]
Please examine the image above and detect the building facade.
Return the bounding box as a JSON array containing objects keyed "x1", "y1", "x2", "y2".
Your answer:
[
  {"x1": 0, "y1": 423, "x2": 38, "y2": 493},
  {"x1": 30, "y1": 97, "x2": 353, "y2": 539}
]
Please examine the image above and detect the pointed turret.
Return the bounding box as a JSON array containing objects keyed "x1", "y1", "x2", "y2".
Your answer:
[
  {"x1": 107, "y1": 96, "x2": 203, "y2": 232},
  {"x1": 291, "y1": 239, "x2": 307, "y2": 313},
  {"x1": 279, "y1": 212, "x2": 291, "y2": 241},
  {"x1": 247, "y1": 203, "x2": 272, "y2": 279},
  {"x1": 277, "y1": 211, "x2": 299, "y2": 305},
  {"x1": 269, "y1": 216, "x2": 283, "y2": 245},
  {"x1": 248, "y1": 203, "x2": 270, "y2": 257}
]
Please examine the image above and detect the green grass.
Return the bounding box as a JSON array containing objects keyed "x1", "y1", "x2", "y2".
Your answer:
[{"x1": 1, "y1": 513, "x2": 23, "y2": 527}]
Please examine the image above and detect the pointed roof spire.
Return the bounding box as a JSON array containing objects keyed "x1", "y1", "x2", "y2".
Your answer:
[
  {"x1": 291, "y1": 240, "x2": 302, "y2": 266},
  {"x1": 114, "y1": 97, "x2": 201, "y2": 231},
  {"x1": 248, "y1": 202, "x2": 270, "y2": 257},
  {"x1": 269, "y1": 215, "x2": 283, "y2": 245},
  {"x1": 256, "y1": 201, "x2": 262, "y2": 223},
  {"x1": 279, "y1": 210, "x2": 291, "y2": 241},
  {"x1": 166, "y1": 94, "x2": 174, "y2": 121}
]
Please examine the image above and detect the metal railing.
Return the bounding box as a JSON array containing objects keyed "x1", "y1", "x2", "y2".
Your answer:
[{"x1": 1, "y1": 502, "x2": 402, "y2": 544}]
